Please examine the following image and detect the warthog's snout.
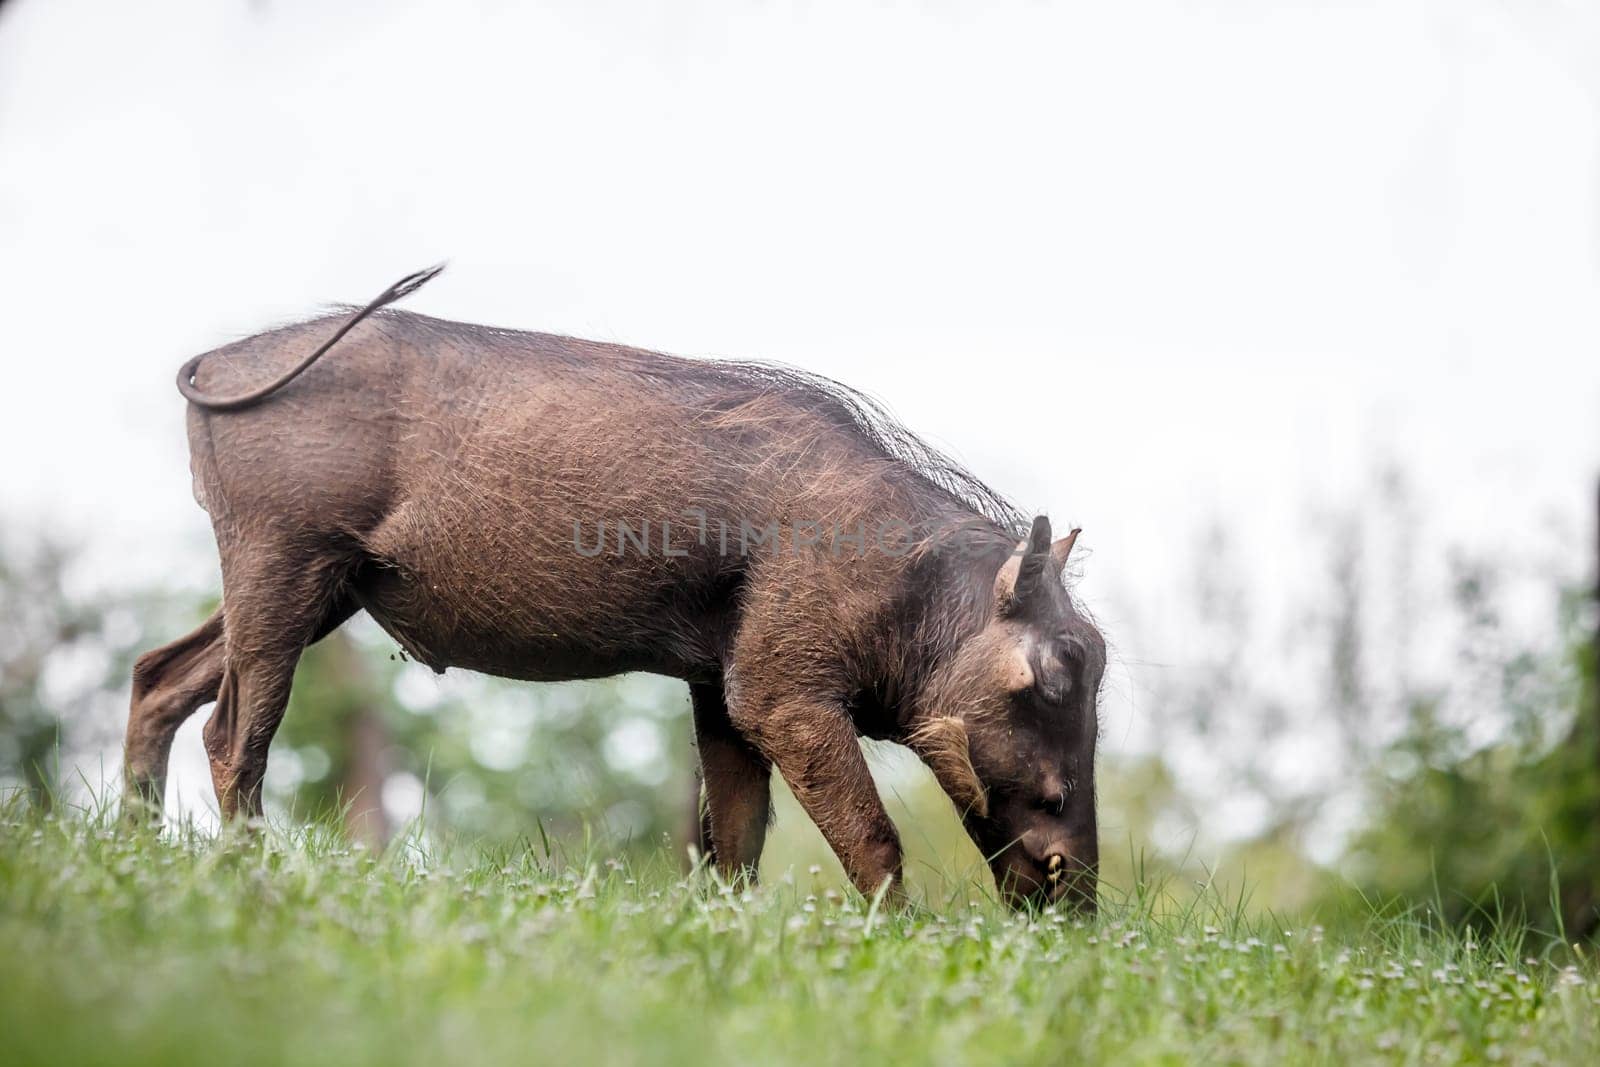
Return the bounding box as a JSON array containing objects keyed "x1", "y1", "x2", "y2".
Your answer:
[
  {"x1": 1043, "y1": 851, "x2": 1098, "y2": 912},
  {"x1": 992, "y1": 835, "x2": 1098, "y2": 912}
]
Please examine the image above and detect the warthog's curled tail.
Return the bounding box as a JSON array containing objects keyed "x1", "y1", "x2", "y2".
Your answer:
[{"x1": 175, "y1": 263, "x2": 445, "y2": 412}]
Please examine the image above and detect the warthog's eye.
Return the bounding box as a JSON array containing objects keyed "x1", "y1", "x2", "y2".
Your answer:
[
  {"x1": 1034, "y1": 666, "x2": 1071, "y2": 707},
  {"x1": 1034, "y1": 793, "x2": 1066, "y2": 817}
]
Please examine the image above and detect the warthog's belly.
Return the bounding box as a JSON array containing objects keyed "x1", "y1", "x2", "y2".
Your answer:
[{"x1": 346, "y1": 533, "x2": 733, "y2": 685}]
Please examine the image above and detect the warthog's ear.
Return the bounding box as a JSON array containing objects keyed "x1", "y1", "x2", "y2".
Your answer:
[
  {"x1": 908, "y1": 715, "x2": 988, "y2": 819},
  {"x1": 1050, "y1": 527, "x2": 1082, "y2": 568}
]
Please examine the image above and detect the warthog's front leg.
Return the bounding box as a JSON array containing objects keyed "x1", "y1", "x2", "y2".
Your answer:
[{"x1": 732, "y1": 694, "x2": 903, "y2": 899}]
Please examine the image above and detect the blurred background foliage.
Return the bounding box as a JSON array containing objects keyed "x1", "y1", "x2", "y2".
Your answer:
[
  {"x1": 0, "y1": 537, "x2": 193, "y2": 811},
  {"x1": 1344, "y1": 581, "x2": 1599, "y2": 937},
  {"x1": 272, "y1": 629, "x2": 697, "y2": 855},
  {"x1": 1, "y1": 475, "x2": 1596, "y2": 937}
]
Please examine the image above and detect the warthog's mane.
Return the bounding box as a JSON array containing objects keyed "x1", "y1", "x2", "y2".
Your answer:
[{"x1": 369, "y1": 309, "x2": 1029, "y2": 544}]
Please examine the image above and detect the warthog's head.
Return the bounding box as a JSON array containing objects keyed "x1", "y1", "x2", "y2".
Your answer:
[{"x1": 910, "y1": 516, "x2": 1104, "y2": 911}]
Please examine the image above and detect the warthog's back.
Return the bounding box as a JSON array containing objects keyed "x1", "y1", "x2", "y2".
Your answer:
[{"x1": 185, "y1": 309, "x2": 1018, "y2": 684}]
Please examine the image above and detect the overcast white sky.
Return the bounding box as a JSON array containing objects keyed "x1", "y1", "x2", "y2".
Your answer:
[{"x1": 2, "y1": 0, "x2": 1598, "y2": 838}]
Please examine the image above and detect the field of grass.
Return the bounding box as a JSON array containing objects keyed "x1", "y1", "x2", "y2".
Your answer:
[{"x1": 2, "y1": 804, "x2": 1596, "y2": 1066}]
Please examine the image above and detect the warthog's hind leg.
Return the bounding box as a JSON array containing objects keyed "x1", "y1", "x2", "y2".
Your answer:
[
  {"x1": 690, "y1": 680, "x2": 771, "y2": 881},
  {"x1": 123, "y1": 608, "x2": 226, "y2": 821},
  {"x1": 202, "y1": 539, "x2": 357, "y2": 823}
]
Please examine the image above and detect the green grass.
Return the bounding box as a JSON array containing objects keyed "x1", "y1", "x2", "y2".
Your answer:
[{"x1": 1, "y1": 804, "x2": 1596, "y2": 1066}]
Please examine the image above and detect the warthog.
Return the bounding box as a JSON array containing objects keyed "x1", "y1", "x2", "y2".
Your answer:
[{"x1": 125, "y1": 267, "x2": 1105, "y2": 908}]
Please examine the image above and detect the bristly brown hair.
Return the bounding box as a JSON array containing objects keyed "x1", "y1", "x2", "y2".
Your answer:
[{"x1": 375, "y1": 310, "x2": 1028, "y2": 540}]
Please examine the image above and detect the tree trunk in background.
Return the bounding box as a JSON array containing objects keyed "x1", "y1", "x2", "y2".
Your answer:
[
  {"x1": 1557, "y1": 479, "x2": 1600, "y2": 942},
  {"x1": 1583, "y1": 478, "x2": 1600, "y2": 940},
  {"x1": 342, "y1": 704, "x2": 392, "y2": 848},
  {"x1": 325, "y1": 633, "x2": 392, "y2": 849},
  {"x1": 1591, "y1": 477, "x2": 1600, "y2": 793}
]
